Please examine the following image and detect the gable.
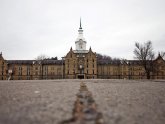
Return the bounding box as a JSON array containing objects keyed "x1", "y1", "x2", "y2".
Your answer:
[{"x1": 154, "y1": 55, "x2": 165, "y2": 65}]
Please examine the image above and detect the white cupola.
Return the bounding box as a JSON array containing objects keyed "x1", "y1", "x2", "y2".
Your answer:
[{"x1": 75, "y1": 19, "x2": 87, "y2": 50}]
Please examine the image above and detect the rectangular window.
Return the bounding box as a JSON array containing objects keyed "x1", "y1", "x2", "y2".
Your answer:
[
  {"x1": 44, "y1": 66, "x2": 46, "y2": 71},
  {"x1": 80, "y1": 70, "x2": 84, "y2": 74},
  {"x1": 19, "y1": 66, "x2": 22, "y2": 70},
  {"x1": 19, "y1": 71, "x2": 22, "y2": 76},
  {"x1": 27, "y1": 69, "x2": 29, "y2": 75},
  {"x1": 27, "y1": 66, "x2": 30, "y2": 75},
  {"x1": 57, "y1": 68, "x2": 61, "y2": 75}
]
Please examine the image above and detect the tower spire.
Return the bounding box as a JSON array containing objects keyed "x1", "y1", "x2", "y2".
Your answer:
[
  {"x1": 75, "y1": 18, "x2": 86, "y2": 51},
  {"x1": 79, "y1": 18, "x2": 82, "y2": 29}
]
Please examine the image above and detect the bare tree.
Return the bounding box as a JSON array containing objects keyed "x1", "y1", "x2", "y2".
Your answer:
[
  {"x1": 50, "y1": 57, "x2": 58, "y2": 60},
  {"x1": 134, "y1": 41, "x2": 155, "y2": 79},
  {"x1": 97, "y1": 53, "x2": 112, "y2": 60},
  {"x1": 35, "y1": 54, "x2": 49, "y2": 60}
]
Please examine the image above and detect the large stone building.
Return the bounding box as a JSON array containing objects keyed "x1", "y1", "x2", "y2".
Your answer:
[
  {"x1": 0, "y1": 21, "x2": 165, "y2": 80},
  {"x1": 64, "y1": 21, "x2": 97, "y2": 79}
]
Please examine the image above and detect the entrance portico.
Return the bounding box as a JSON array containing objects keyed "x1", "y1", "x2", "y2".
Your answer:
[{"x1": 77, "y1": 74, "x2": 85, "y2": 79}]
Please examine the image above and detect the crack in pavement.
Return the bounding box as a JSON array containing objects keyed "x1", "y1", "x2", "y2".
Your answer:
[{"x1": 60, "y1": 82, "x2": 105, "y2": 124}]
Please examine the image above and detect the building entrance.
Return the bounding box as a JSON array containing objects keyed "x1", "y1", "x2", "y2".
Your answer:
[{"x1": 77, "y1": 74, "x2": 85, "y2": 79}]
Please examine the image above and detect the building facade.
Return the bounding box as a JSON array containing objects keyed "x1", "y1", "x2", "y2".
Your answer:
[{"x1": 0, "y1": 21, "x2": 165, "y2": 80}]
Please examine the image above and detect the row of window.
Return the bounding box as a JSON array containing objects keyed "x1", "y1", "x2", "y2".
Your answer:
[
  {"x1": 67, "y1": 70, "x2": 95, "y2": 74},
  {"x1": 15, "y1": 66, "x2": 60, "y2": 71},
  {"x1": 16, "y1": 66, "x2": 60, "y2": 71},
  {"x1": 98, "y1": 71, "x2": 145, "y2": 76},
  {"x1": 16, "y1": 70, "x2": 61, "y2": 76}
]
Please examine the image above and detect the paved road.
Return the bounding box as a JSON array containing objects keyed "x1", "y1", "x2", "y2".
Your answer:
[{"x1": 0, "y1": 79, "x2": 165, "y2": 124}]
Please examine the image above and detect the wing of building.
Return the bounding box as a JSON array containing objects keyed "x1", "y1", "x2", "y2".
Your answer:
[{"x1": 0, "y1": 20, "x2": 165, "y2": 80}]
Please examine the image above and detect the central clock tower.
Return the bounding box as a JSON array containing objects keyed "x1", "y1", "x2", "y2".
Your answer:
[
  {"x1": 75, "y1": 19, "x2": 87, "y2": 51},
  {"x1": 64, "y1": 19, "x2": 97, "y2": 79}
]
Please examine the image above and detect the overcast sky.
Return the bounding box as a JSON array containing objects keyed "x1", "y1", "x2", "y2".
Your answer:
[{"x1": 0, "y1": 0, "x2": 165, "y2": 60}]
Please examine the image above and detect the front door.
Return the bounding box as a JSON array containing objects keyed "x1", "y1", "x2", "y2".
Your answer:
[{"x1": 77, "y1": 74, "x2": 84, "y2": 79}]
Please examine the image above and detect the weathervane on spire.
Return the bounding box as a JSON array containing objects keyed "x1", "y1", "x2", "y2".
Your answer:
[{"x1": 79, "y1": 18, "x2": 82, "y2": 29}]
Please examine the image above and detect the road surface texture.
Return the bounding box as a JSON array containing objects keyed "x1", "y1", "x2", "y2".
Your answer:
[{"x1": 0, "y1": 79, "x2": 165, "y2": 124}]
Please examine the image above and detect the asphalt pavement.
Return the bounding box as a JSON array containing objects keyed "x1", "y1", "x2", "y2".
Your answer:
[{"x1": 0, "y1": 79, "x2": 165, "y2": 124}]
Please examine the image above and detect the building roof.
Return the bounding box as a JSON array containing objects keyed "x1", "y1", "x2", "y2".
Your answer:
[
  {"x1": 42, "y1": 60, "x2": 62, "y2": 65},
  {"x1": 7, "y1": 60, "x2": 63, "y2": 65},
  {"x1": 128, "y1": 60, "x2": 142, "y2": 65},
  {"x1": 7, "y1": 60, "x2": 33, "y2": 64},
  {"x1": 97, "y1": 59, "x2": 121, "y2": 65},
  {"x1": 154, "y1": 53, "x2": 165, "y2": 62},
  {"x1": 97, "y1": 59, "x2": 144, "y2": 65}
]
